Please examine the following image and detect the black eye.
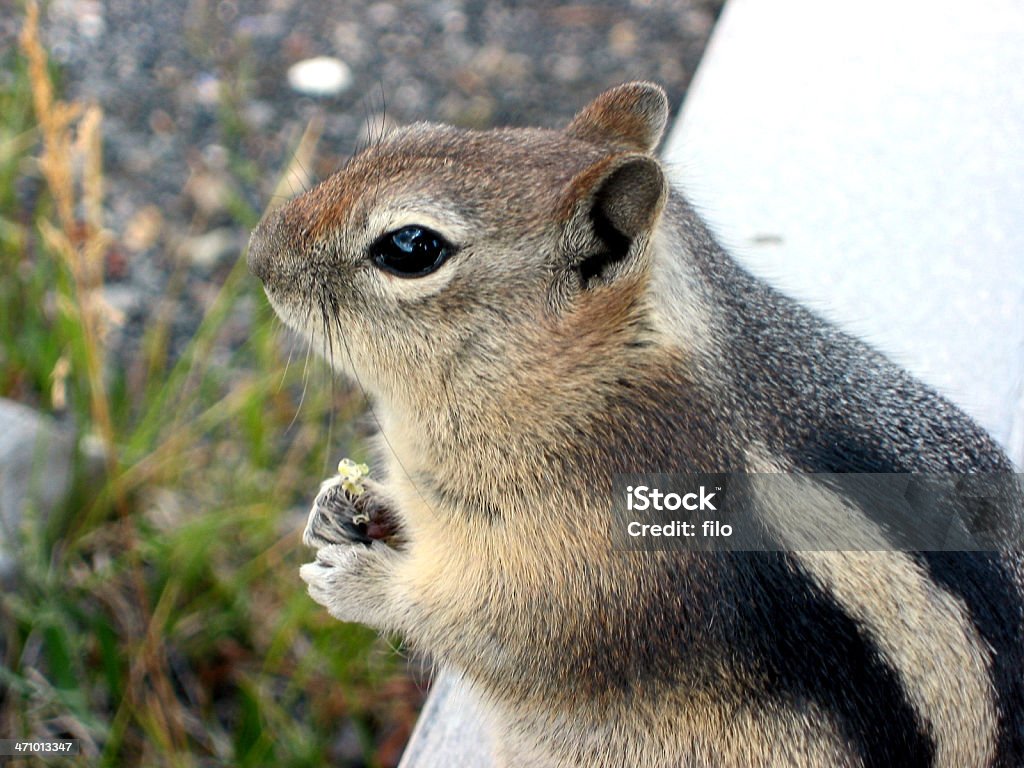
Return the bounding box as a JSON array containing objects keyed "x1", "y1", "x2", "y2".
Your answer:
[{"x1": 369, "y1": 225, "x2": 453, "y2": 277}]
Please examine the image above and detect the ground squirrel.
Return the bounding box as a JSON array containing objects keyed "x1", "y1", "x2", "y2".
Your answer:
[{"x1": 247, "y1": 82, "x2": 1024, "y2": 767}]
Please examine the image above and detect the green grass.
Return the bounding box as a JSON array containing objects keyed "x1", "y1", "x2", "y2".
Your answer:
[{"x1": 0, "y1": 7, "x2": 419, "y2": 766}]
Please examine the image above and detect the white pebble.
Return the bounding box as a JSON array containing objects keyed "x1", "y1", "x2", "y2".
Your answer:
[{"x1": 286, "y1": 56, "x2": 353, "y2": 97}]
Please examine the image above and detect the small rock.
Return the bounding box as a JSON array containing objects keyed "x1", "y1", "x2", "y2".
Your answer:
[
  {"x1": 122, "y1": 205, "x2": 164, "y2": 253},
  {"x1": 552, "y1": 54, "x2": 584, "y2": 84},
  {"x1": 235, "y1": 13, "x2": 285, "y2": 40},
  {"x1": 0, "y1": 399, "x2": 75, "y2": 585},
  {"x1": 328, "y1": 720, "x2": 367, "y2": 764},
  {"x1": 332, "y1": 21, "x2": 369, "y2": 63},
  {"x1": 242, "y1": 99, "x2": 275, "y2": 131},
  {"x1": 49, "y1": 0, "x2": 105, "y2": 42},
  {"x1": 194, "y1": 73, "x2": 222, "y2": 107},
  {"x1": 366, "y1": 2, "x2": 399, "y2": 28},
  {"x1": 76, "y1": 0, "x2": 105, "y2": 41},
  {"x1": 609, "y1": 20, "x2": 638, "y2": 58},
  {"x1": 286, "y1": 56, "x2": 353, "y2": 97},
  {"x1": 102, "y1": 284, "x2": 143, "y2": 317},
  {"x1": 181, "y1": 228, "x2": 242, "y2": 269},
  {"x1": 184, "y1": 169, "x2": 234, "y2": 216}
]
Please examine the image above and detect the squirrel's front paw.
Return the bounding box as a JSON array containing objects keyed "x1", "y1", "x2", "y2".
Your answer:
[
  {"x1": 300, "y1": 543, "x2": 399, "y2": 627},
  {"x1": 304, "y1": 476, "x2": 370, "y2": 548},
  {"x1": 304, "y1": 475, "x2": 403, "y2": 549}
]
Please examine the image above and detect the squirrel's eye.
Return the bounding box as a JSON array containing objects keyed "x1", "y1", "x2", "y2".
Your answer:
[{"x1": 370, "y1": 225, "x2": 453, "y2": 277}]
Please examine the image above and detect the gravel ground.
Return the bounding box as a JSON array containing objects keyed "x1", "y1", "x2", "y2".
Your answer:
[{"x1": 4, "y1": 0, "x2": 722, "y2": 364}]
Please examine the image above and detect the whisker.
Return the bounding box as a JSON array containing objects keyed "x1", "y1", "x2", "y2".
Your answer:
[
  {"x1": 288, "y1": 294, "x2": 317, "y2": 429},
  {"x1": 319, "y1": 288, "x2": 343, "y2": 476},
  {"x1": 377, "y1": 80, "x2": 388, "y2": 146},
  {"x1": 275, "y1": 315, "x2": 296, "y2": 394}
]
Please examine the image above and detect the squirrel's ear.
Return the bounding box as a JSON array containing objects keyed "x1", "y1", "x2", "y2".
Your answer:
[
  {"x1": 566, "y1": 82, "x2": 669, "y2": 153},
  {"x1": 559, "y1": 153, "x2": 667, "y2": 288}
]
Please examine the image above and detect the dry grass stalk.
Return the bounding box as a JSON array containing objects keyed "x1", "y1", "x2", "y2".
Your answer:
[
  {"x1": 20, "y1": 2, "x2": 116, "y2": 456},
  {"x1": 19, "y1": 4, "x2": 191, "y2": 759}
]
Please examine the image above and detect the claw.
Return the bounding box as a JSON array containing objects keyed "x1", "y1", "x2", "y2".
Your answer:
[{"x1": 303, "y1": 475, "x2": 404, "y2": 549}]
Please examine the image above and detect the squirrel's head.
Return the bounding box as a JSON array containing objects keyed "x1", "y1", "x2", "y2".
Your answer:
[{"x1": 248, "y1": 82, "x2": 669, "y2": 415}]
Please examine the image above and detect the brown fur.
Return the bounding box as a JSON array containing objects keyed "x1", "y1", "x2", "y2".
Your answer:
[{"x1": 249, "y1": 82, "x2": 1023, "y2": 767}]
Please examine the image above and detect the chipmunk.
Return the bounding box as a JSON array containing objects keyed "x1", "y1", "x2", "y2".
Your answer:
[{"x1": 247, "y1": 82, "x2": 1024, "y2": 767}]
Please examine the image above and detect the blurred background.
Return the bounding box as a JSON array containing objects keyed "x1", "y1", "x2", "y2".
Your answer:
[{"x1": 0, "y1": 1, "x2": 721, "y2": 765}]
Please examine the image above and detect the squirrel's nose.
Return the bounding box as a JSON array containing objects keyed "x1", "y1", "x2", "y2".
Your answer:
[{"x1": 247, "y1": 207, "x2": 288, "y2": 284}]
